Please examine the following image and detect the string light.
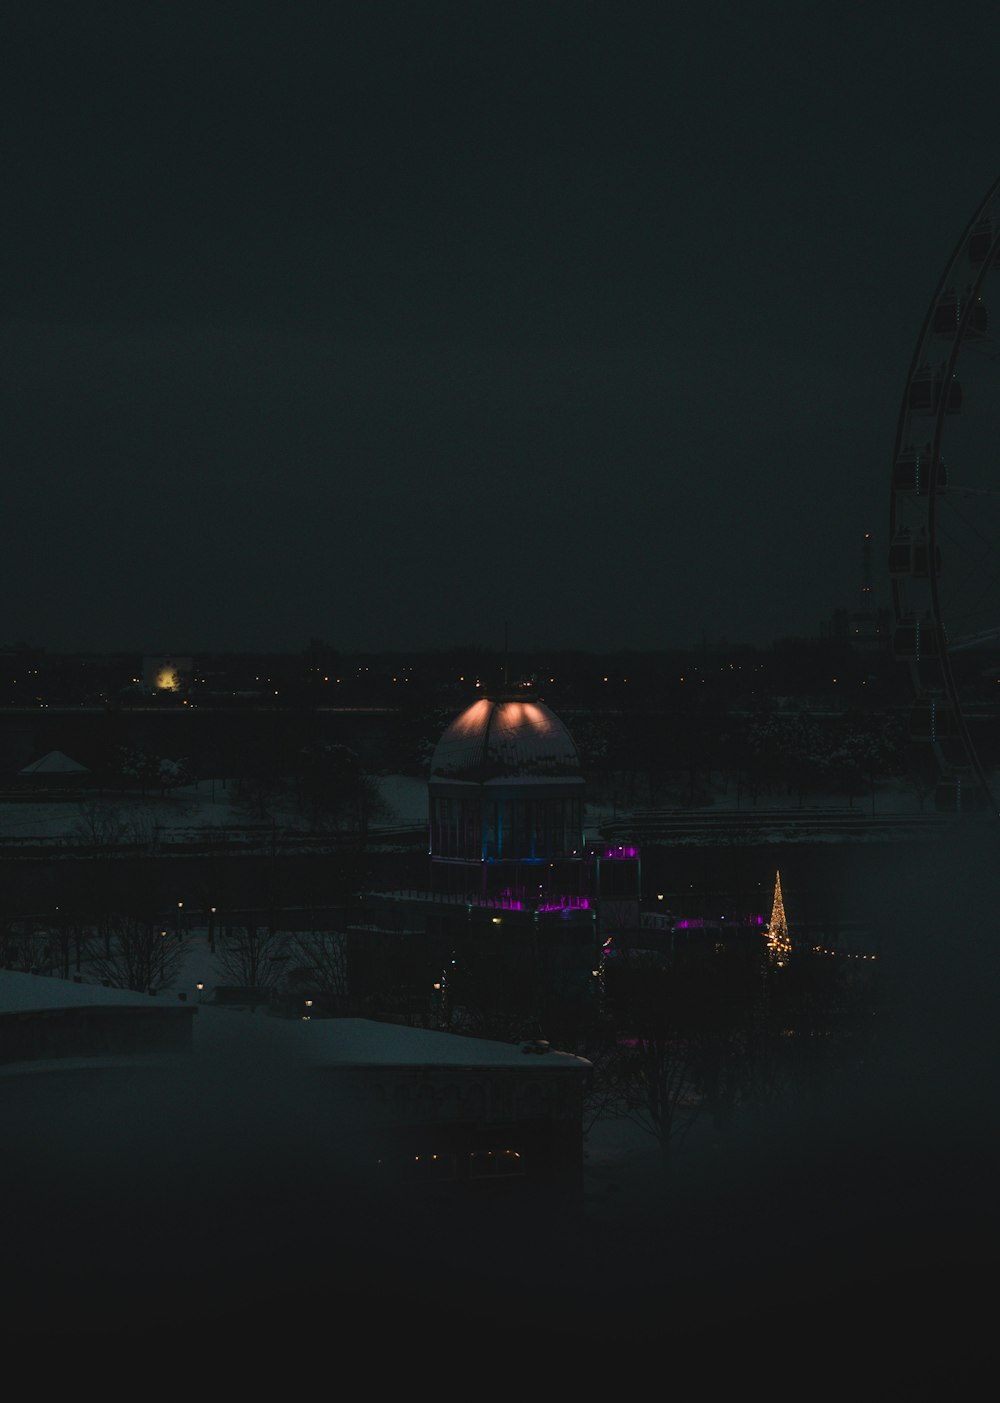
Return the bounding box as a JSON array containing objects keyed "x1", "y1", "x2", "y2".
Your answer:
[{"x1": 766, "y1": 869, "x2": 792, "y2": 967}]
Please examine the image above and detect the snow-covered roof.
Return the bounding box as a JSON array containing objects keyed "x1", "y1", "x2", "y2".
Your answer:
[
  {"x1": 430, "y1": 695, "x2": 584, "y2": 785},
  {"x1": 0, "y1": 970, "x2": 161, "y2": 1013},
  {"x1": 18, "y1": 750, "x2": 89, "y2": 775},
  {"x1": 0, "y1": 970, "x2": 590, "y2": 1075},
  {"x1": 195, "y1": 1006, "x2": 590, "y2": 1072}
]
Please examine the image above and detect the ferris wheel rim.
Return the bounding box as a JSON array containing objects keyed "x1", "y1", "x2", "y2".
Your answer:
[{"x1": 890, "y1": 176, "x2": 1000, "y2": 814}]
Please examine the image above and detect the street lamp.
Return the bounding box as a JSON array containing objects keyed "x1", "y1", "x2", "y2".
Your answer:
[{"x1": 208, "y1": 906, "x2": 217, "y2": 953}]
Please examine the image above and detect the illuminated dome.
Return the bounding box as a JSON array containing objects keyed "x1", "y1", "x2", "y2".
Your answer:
[
  {"x1": 428, "y1": 692, "x2": 586, "y2": 882},
  {"x1": 429, "y1": 695, "x2": 583, "y2": 784}
]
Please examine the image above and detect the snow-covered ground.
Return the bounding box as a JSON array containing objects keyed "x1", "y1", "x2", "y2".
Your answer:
[
  {"x1": 0, "y1": 771, "x2": 932, "y2": 846},
  {"x1": 0, "y1": 772, "x2": 595, "y2": 846},
  {"x1": 0, "y1": 774, "x2": 426, "y2": 843}
]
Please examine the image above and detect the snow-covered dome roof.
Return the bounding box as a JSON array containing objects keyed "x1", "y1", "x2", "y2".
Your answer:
[{"x1": 429, "y1": 695, "x2": 583, "y2": 785}]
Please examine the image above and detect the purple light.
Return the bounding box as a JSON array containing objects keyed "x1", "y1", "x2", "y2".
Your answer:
[
  {"x1": 486, "y1": 892, "x2": 591, "y2": 914},
  {"x1": 603, "y1": 845, "x2": 637, "y2": 860},
  {"x1": 673, "y1": 915, "x2": 765, "y2": 929}
]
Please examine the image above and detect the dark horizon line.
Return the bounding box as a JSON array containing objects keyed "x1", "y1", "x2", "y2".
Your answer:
[{"x1": 3, "y1": 634, "x2": 882, "y2": 662}]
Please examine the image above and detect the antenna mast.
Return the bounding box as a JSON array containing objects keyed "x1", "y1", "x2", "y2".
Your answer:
[{"x1": 861, "y1": 531, "x2": 873, "y2": 611}]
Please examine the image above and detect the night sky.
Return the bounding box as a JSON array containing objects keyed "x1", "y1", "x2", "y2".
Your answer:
[{"x1": 3, "y1": 0, "x2": 1000, "y2": 657}]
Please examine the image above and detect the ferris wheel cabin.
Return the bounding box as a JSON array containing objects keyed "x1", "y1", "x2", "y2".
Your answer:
[
  {"x1": 908, "y1": 364, "x2": 962, "y2": 415},
  {"x1": 893, "y1": 445, "x2": 947, "y2": 495}
]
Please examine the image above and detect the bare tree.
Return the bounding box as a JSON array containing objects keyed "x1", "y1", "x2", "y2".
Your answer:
[
  {"x1": 72, "y1": 800, "x2": 129, "y2": 854},
  {"x1": 0, "y1": 919, "x2": 53, "y2": 974},
  {"x1": 588, "y1": 932, "x2": 787, "y2": 1176},
  {"x1": 442, "y1": 932, "x2": 546, "y2": 1043},
  {"x1": 295, "y1": 743, "x2": 389, "y2": 836},
  {"x1": 89, "y1": 915, "x2": 187, "y2": 993},
  {"x1": 590, "y1": 920, "x2": 884, "y2": 1190},
  {"x1": 71, "y1": 799, "x2": 160, "y2": 855},
  {"x1": 586, "y1": 949, "x2": 706, "y2": 1178},
  {"x1": 214, "y1": 922, "x2": 289, "y2": 992},
  {"x1": 48, "y1": 912, "x2": 94, "y2": 980},
  {"x1": 284, "y1": 927, "x2": 350, "y2": 1011}
]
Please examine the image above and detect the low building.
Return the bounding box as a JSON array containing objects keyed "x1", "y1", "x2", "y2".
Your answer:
[
  {"x1": 0, "y1": 969, "x2": 591, "y2": 1195},
  {"x1": 0, "y1": 968, "x2": 195, "y2": 1065}
]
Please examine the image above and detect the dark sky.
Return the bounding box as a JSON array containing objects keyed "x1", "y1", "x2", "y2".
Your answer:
[{"x1": 2, "y1": 0, "x2": 999, "y2": 657}]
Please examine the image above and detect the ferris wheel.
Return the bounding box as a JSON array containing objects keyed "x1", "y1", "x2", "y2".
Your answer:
[{"x1": 890, "y1": 175, "x2": 1000, "y2": 815}]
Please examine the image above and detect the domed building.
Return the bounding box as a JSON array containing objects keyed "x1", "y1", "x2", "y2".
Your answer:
[{"x1": 428, "y1": 691, "x2": 587, "y2": 905}]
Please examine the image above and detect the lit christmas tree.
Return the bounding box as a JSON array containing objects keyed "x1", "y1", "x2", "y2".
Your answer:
[{"x1": 767, "y1": 869, "x2": 791, "y2": 966}]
